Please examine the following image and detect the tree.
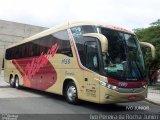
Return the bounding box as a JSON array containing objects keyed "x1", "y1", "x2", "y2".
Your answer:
[
  {"x1": 150, "y1": 19, "x2": 160, "y2": 26},
  {"x1": 134, "y1": 19, "x2": 160, "y2": 85}
]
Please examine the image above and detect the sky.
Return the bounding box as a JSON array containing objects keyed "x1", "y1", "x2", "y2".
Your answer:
[{"x1": 0, "y1": 0, "x2": 159, "y2": 31}]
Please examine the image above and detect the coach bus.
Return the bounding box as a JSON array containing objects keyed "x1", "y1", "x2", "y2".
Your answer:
[{"x1": 3, "y1": 21, "x2": 152, "y2": 104}]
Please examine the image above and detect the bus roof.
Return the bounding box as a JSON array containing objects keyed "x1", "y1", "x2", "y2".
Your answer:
[
  {"x1": 6, "y1": 21, "x2": 134, "y2": 49},
  {"x1": 69, "y1": 21, "x2": 133, "y2": 34}
]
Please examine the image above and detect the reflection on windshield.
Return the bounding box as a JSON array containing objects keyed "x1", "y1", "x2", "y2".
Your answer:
[
  {"x1": 100, "y1": 27, "x2": 145, "y2": 80},
  {"x1": 124, "y1": 34, "x2": 145, "y2": 79}
]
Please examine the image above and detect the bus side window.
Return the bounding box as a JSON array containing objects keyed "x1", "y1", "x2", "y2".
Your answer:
[
  {"x1": 28, "y1": 43, "x2": 32, "y2": 57},
  {"x1": 84, "y1": 41, "x2": 99, "y2": 72},
  {"x1": 25, "y1": 43, "x2": 28, "y2": 58},
  {"x1": 13, "y1": 47, "x2": 16, "y2": 59},
  {"x1": 54, "y1": 30, "x2": 73, "y2": 57},
  {"x1": 15, "y1": 47, "x2": 19, "y2": 59}
]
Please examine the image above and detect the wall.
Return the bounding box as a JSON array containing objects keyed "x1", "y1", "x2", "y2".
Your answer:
[{"x1": 0, "y1": 20, "x2": 47, "y2": 72}]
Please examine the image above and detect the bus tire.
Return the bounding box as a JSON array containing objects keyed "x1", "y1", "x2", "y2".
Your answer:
[
  {"x1": 9, "y1": 75, "x2": 15, "y2": 88},
  {"x1": 15, "y1": 76, "x2": 20, "y2": 89},
  {"x1": 65, "y1": 82, "x2": 78, "y2": 104}
]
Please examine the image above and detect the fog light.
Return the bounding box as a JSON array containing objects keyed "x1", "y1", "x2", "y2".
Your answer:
[{"x1": 143, "y1": 85, "x2": 147, "y2": 89}]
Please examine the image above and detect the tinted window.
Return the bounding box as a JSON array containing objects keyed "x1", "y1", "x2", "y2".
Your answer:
[
  {"x1": 5, "y1": 30, "x2": 72, "y2": 60},
  {"x1": 71, "y1": 25, "x2": 97, "y2": 65},
  {"x1": 54, "y1": 30, "x2": 73, "y2": 57},
  {"x1": 71, "y1": 25, "x2": 96, "y2": 38},
  {"x1": 100, "y1": 28, "x2": 126, "y2": 64},
  {"x1": 85, "y1": 40, "x2": 99, "y2": 72}
]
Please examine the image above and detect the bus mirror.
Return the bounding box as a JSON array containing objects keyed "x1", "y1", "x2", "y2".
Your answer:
[
  {"x1": 140, "y1": 42, "x2": 156, "y2": 61},
  {"x1": 83, "y1": 33, "x2": 108, "y2": 53}
]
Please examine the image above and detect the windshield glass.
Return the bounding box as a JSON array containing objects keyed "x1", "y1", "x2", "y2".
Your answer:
[{"x1": 100, "y1": 27, "x2": 146, "y2": 81}]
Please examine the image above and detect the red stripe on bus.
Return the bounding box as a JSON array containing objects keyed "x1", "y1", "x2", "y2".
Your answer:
[
  {"x1": 108, "y1": 78, "x2": 146, "y2": 88},
  {"x1": 12, "y1": 44, "x2": 58, "y2": 90},
  {"x1": 12, "y1": 60, "x2": 31, "y2": 87}
]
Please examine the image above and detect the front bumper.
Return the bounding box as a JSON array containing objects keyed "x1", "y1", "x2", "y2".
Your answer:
[{"x1": 99, "y1": 87, "x2": 147, "y2": 104}]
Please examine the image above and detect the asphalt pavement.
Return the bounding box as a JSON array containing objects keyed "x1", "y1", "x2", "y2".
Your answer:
[{"x1": 0, "y1": 74, "x2": 160, "y2": 120}]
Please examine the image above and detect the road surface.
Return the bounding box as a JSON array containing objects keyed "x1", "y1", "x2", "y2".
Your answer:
[{"x1": 0, "y1": 75, "x2": 160, "y2": 120}]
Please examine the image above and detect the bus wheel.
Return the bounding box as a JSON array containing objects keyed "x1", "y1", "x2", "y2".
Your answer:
[
  {"x1": 65, "y1": 82, "x2": 78, "y2": 104},
  {"x1": 15, "y1": 76, "x2": 20, "y2": 89},
  {"x1": 9, "y1": 75, "x2": 15, "y2": 88}
]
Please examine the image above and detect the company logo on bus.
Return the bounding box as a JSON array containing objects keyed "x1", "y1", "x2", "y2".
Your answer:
[
  {"x1": 12, "y1": 43, "x2": 58, "y2": 90},
  {"x1": 25, "y1": 43, "x2": 58, "y2": 80},
  {"x1": 118, "y1": 82, "x2": 128, "y2": 87}
]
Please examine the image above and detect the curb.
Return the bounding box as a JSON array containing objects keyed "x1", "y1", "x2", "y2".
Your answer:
[{"x1": 145, "y1": 98, "x2": 160, "y2": 106}]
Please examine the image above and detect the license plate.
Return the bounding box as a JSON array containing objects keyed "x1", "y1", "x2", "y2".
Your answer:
[{"x1": 128, "y1": 95, "x2": 137, "y2": 100}]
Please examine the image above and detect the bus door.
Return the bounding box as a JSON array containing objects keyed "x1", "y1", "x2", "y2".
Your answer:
[{"x1": 83, "y1": 39, "x2": 100, "y2": 103}]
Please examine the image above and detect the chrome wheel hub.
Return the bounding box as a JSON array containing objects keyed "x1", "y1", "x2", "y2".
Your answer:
[
  {"x1": 10, "y1": 77, "x2": 14, "y2": 85},
  {"x1": 15, "y1": 79, "x2": 19, "y2": 87},
  {"x1": 67, "y1": 86, "x2": 76, "y2": 101}
]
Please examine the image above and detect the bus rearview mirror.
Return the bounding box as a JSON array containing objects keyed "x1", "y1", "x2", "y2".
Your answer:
[{"x1": 140, "y1": 42, "x2": 156, "y2": 61}]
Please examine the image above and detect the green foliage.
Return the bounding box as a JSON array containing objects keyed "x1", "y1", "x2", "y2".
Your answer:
[
  {"x1": 150, "y1": 19, "x2": 160, "y2": 26},
  {"x1": 133, "y1": 21, "x2": 160, "y2": 69},
  {"x1": 134, "y1": 25, "x2": 160, "y2": 42}
]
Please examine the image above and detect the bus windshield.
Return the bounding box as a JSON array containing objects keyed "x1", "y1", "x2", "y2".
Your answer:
[{"x1": 99, "y1": 27, "x2": 146, "y2": 81}]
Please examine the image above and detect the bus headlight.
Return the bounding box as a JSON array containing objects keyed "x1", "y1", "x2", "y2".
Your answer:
[
  {"x1": 107, "y1": 84, "x2": 111, "y2": 89},
  {"x1": 107, "y1": 84, "x2": 118, "y2": 90},
  {"x1": 99, "y1": 81, "x2": 118, "y2": 91},
  {"x1": 99, "y1": 81, "x2": 107, "y2": 87},
  {"x1": 143, "y1": 85, "x2": 147, "y2": 89}
]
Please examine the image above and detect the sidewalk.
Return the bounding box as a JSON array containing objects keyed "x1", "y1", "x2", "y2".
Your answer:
[
  {"x1": 146, "y1": 83, "x2": 160, "y2": 105},
  {"x1": 0, "y1": 71, "x2": 9, "y2": 87}
]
